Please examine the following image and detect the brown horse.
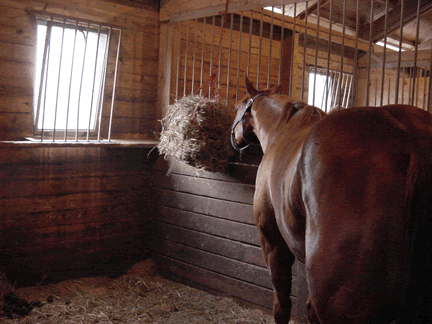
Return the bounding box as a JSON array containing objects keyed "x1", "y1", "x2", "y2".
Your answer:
[{"x1": 231, "y1": 77, "x2": 432, "y2": 324}]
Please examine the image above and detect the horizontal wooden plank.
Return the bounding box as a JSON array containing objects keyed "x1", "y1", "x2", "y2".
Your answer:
[
  {"x1": 154, "y1": 171, "x2": 255, "y2": 204},
  {"x1": 156, "y1": 189, "x2": 255, "y2": 225},
  {"x1": 150, "y1": 237, "x2": 274, "y2": 289},
  {"x1": 1, "y1": 173, "x2": 152, "y2": 198},
  {"x1": 153, "y1": 157, "x2": 259, "y2": 185},
  {"x1": 1, "y1": 161, "x2": 153, "y2": 180},
  {"x1": 1, "y1": 203, "x2": 153, "y2": 231},
  {"x1": 152, "y1": 254, "x2": 278, "y2": 310},
  {"x1": 156, "y1": 205, "x2": 260, "y2": 245},
  {"x1": 0, "y1": 189, "x2": 150, "y2": 216},
  {"x1": 152, "y1": 220, "x2": 265, "y2": 267},
  {"x1": 0, "y1": 218, "x2": 149, "y2": 253},
  {"x1": 0, "y1": 146, "x2": 156, "y2": 165}
]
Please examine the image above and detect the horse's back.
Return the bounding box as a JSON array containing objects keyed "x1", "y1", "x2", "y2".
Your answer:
[{"x1": 300, "y1": 105, "x2": 432, "y2": 323}]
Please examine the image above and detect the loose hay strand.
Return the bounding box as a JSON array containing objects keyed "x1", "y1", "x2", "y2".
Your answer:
[
  {"x1": 0, "y1": 260, "x2": 277, "y2": 323},
  {"x1": 158, "y1": 95, "x2": 234, "y2": 173}
]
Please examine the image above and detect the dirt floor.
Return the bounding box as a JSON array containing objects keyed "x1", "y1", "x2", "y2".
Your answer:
[{"x1": 0, "y1": 260, "x2": 276, "y2": 323}]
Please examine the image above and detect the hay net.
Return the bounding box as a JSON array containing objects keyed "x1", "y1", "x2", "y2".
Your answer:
[{"x1": 157, "y1": 95, "x2": 234, "y2": 173}]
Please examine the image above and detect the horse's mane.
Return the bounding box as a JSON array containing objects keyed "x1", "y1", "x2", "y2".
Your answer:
[{"x1": 278, "y1": 96, "x2": 327, "y2": 126}]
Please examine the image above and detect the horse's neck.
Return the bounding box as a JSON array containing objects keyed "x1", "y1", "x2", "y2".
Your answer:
[{"x1": 254, "y1": 100, "x2": 324, "y2": 153}]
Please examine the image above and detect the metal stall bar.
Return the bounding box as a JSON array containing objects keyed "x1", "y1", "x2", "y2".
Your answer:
[
  {"x1": 191, "y1": 19, "x2": 198, "y2": 94},
  {"x1": 267, "y1": 7, "x2": 274, "y2": 89},
  {"x1": 379, "y1": 0, "x2": 389, "y2": 106},
  {"x1": 411, "y1": 0, "x2": 421, "y2": 106},
  {"x1": 36, "y1": 20, "x2": 52, "y2": 141},
  {"x1": 257, "y1": 9, "x2": 264, "y2": 89},
  {"x1": 209, "y1": 17, "x2": 215, "y2": 98},
  {"x1": 75, "y1": 23, "x2": 90, "y2": 141},
  {"x1": 236, "y1": 13, "x2": 243, "y2": 102},
  {"x1": 301, "y1": 1, "x2": 309, "y2": 102},
  {"x1": 52, "y1": 20, "x2": 66, "y2": 141},
  {"x1": 428, "y1": 48, "x2": 432, "y2": 112},
  {"x1": 338, "y1": 0, "x2": 346, "y2": 109},
  {"x1": 200, "y1": 18, "x2": 206, "y2": 91},
  {"x1": 86, "y1": 25, "x2": 101, "y2": 142},
  {"x1": 183, "y1": 21, "x2": 190, "y2": 97},
  {"x1": 226, "y1": 13, "x2": 234, "y2": 104},
  {"x1": 279, "y1": 5, "x2": 285, "y2": 86},
  {"x1": 366, "y1": 0, "x2": 374, "y2": 106},
  {"x1": 65, "y1": 21, "x2": 79, "y2": 141},
  {"x1": 352, "y1": 0, "x2": 360, "y2": 107},
  {"x1": 345, "y1": 75, "x2": 353, "y2": 108},
  {"x1": 217, "y1": 14, "x2": 224, "y2": 94},
  {"x1": 324, "y1": 0, "x2": 333, "y2": 111},
  {"x1": 313, "y1": 0, "x2": 321, "y2": 107},
  {"x1": 247, "y1": 11, "x2": 253, "y2": 77},
  {"x1": 97, "y1": 27, "x2": 111, "y2": 142},
  {"x1": 175, "y1": 23, "x2": 182, "y2": 100},
  {"x1": 395, "y1": 0, "x2": 404, "y2": 104},
  {"x1": 107, "y1": 28, "x2": 122, "y2": 142},
  {"x1": 289, "y1": 3, "x2": 297, "y2": 97}
]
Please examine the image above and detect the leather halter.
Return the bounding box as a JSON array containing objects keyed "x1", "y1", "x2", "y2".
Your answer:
[{"x1": 230, "y1": 92, "x2": 268, "y2": 152}]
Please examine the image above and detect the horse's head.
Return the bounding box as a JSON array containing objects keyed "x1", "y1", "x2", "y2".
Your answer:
[{"x1": 230, "y1": 76, "x2": 282, "y2": 152}]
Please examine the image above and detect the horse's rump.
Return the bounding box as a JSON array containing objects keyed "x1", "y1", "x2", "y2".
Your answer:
[{"x1": 300, "y1": 105, "x2": 432, "y2": 323}]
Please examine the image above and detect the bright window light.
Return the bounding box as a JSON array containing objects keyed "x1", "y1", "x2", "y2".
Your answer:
[
  {"x1": 376, "y1": 41, "x2": 405, "y2": 52},
  {"x1": 34, "y1": 21, "x2": 108, "y2": 132},
  {"x1": 308, "y1": 72, "x2": 332, "y2": 110}
]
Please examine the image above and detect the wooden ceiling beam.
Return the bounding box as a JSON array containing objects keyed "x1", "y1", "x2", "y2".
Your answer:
[
  {"x1": 298, "y1": 0, "x2": 329, "y2": 20},
  {"x1": 360, "y1": 0, "x2": 432, "y2": 42}
]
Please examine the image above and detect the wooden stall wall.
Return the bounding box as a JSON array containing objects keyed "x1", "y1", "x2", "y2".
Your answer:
[
  {"x1": 0, "y1": 144, "x2": 155, "y2": 285},
  {"x1": 151, "y1": 157, "x2": 309, "y2": 322},
  {"x1": 0, "y1": 0, "x2": 159, "y2": 140}
]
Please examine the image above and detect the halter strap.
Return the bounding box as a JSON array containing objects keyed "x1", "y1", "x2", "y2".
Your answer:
[{"x1": 230, "y1": 92, "x2": 268, "y2": 152}]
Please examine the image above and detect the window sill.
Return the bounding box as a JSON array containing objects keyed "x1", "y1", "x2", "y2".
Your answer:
[{"x1": 0, "y1": 138, "x2": 159, "y2": 149}]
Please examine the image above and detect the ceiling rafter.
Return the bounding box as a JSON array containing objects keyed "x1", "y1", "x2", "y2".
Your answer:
[{"x1": 361, "y1": 0, "x2": 432, "y2": 42}]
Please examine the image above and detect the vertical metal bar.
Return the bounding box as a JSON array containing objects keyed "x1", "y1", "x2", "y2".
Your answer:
[
  {"x1": 53, "y1": 21, "x2": 66, "y2": 141},
  {"x1": 236, "y1": 13, "x2": 243, "y2": 102},
  {"x1": 267, "y1": 7, "x2": 274, "y2": 89},
  {"x1": 352, "y1": 0, "x2": 360, "y2": 107},
  {"x1": 217, "y1": 14, "x2": 223, "y2": 95},
  {"x1": 278, "y1": 5, "x2": 285, "y2": 86},
  {"x1": 37, "y1": 21, "x2": 52, "y2": 141},
  {"x1": 411, "y1": 0, "x2": 421, "y2": 106},
  {"x1": 247, "y1": 11, "x2": 253, "y2": 77},
  {"x1": 379, "y1": 0, "x2": 389, "y2": 106},
  {"x1": 346, "y1": 75, "x2": 353, "y2": 107},
  {"x1": 226, "y1": 13, "x2": 233, "y2": 104},
  {"x1": 175, "y1": 23, "x2": 182, "y2": 100},
  {"x1": 409, "y1": 67, "x2": 413, "y2": 104},
  {"x1": 366, "y1": 0, "x2": 374, "y2": 106},
  {"x1": 289, "y1": 3, "x2": 297, "y2": 97},
  {"x1": 332, "y1": 72, "x2": 341, "y2": 108},
  {"x1": 338, "y1": 0, "x2": 346, "y2": 109},
  {"x1": 395, "y1": 0, "x2": 404, "y2": 103},
  {"x1": 97, "y1": 27, "x2": 111, "y2": 142},
  {"x1": 301, "y1": 1, "x2": 309, "y2": 102},
  {"x1": 324, "y1": 0, "x2": 333, "y2": 110},
  {"x1": 313, "y1": 0, "x2": 320, "y2": 106},
  {"x1": 423, "y1": 69, "x2": 428, "y2": 110},
  {"x1": 374, "y1": 78, "x2": 378, "y2": 106},
  {"x1": 107, "y1": 28, "x2": 122, "y2": 142},
  {"x1": 200, "y1": 18, "x2": 206, "y2": 92},
  {"x1": 76, "y1": 23, "x2": 90, "y2": 141},
  {"x1": 428, "y1": 49, "x2": 432, "y2": 112},
  {"x1": 402, "y1": 73, "x2": 405, "y2": 104},
  {"x1": 191, "y1": 19, "x2": 198, "y2": 94},
  {"x1": 210, "y1": 17, "x2": 215, "y2": 98},
  {"x1": 65, "y1": 21, "x2": 79, "y2": 141},
  {"x1": 342, "y1": 74, "x2": 350, "y2": 107},
  {"x1": 257, "y1": 9, "x2": 264, "y2": 89},
  {"x1": 183, "y1": 21, "x2": 190, "y2": 97},
  {"x1": 415, "y1": 67, "x2": 421, "y2": 106},
  {"x1": 387, "y1": 71, "x2": 391, "y2": 105},
  {"x1": 87, "y1": 25, "x2": 101, "y2": 141}
]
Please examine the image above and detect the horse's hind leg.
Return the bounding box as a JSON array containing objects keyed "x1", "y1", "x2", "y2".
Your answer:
[{"x1": 258, "y1": 220, "x2": 295, "y2": 324}]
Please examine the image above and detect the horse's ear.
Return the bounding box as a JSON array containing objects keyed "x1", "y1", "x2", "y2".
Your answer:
[
  {"x1": 272, "y1": 84, "x2": 283, "y2": 95},
  {"x1": 245, "y1": 75, "x2": 257, "y2": 95}
]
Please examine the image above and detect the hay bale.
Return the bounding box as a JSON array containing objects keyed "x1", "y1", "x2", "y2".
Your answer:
[{"x1": 157, "y1": 95, "x2": 234, "y2": 173}]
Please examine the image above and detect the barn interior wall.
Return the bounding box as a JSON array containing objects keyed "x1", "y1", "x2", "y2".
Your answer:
[
  {"x1": 0, "y1": 144, "x2": 156, "y2": 285},
  {"x1": 0, "y1": 0, "x2": 160, "y2": 285},
  {"x1": 1, "y1": 0, "x2": 159, "y2": 141}
]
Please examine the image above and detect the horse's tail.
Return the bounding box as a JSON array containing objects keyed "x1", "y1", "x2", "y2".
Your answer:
[{"x1": 399, "y1": 150, "x2": 432, "y2": 323}]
